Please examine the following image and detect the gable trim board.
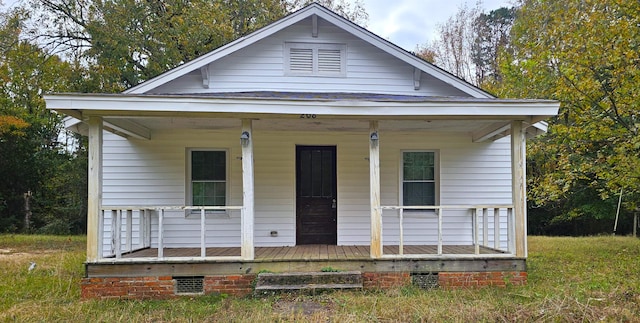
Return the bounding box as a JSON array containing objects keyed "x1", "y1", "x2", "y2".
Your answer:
[{"x1": 123, "y1": 4, "x2": 492, "y2": 98}]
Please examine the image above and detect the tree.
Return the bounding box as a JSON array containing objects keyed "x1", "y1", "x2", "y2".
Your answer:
[
  {"x1": 471, "y1": 6, "x2": 515, "y2": 86},
  {"x1": 425, "y1": 2, "x2": 480, "y2": 84},
  {"x1": 420, "y1": 4, "x2": 516, "y2": 87},
  {"x1": 495, "y1": 0, "x2": 640, "y2": 231},
  {"x1": 286, "y1": 0, "x2": 368, "y2": 26},
  {"x1": 0, "y1": 8, "x2": 86, "y2": 233},
  {"x1": 413, "y1": 45, "x2": 436, "y2": 63}
]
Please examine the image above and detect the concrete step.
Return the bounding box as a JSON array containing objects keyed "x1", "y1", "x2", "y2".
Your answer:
[{"x1": 254, "y1": 271, "x2": 363, "y2": 294}]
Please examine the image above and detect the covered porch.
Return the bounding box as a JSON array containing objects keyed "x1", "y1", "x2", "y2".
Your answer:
[{"x1": 43, "y1": 93, "x2": 559, "y2": 271}]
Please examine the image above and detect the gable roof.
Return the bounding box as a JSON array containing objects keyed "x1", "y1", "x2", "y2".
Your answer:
[{"x1": 124, "y1": 3, "x2": 493, "y2": 98}]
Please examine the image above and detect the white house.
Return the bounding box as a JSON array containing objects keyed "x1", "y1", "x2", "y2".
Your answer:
[{"x1": 45, "y1": 4, "x2": 558, "y2": 298}]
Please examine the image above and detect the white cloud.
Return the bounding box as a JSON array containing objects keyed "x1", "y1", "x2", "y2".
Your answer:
[{"x1": 364, "y1": 0, "x2": 513, "y2": 50}]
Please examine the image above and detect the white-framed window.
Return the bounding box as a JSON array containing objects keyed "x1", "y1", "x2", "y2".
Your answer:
[
  {"x1": 187, "y1": 149, "x2": 228, "y2": 212},
  {"x1": 400, "y1": 151, "x2": 438, "y2": 209},
  {"x1": 284, "y1": 42, "x2": 346, "y2": 76}
]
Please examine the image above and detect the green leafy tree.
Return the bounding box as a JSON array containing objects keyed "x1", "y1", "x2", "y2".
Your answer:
[
  {"x1": 0, "y1": 8, "x2": 86, "y2": 233},
  {"x1": 495, "y1": 0, "x2": 640, "y2": 231}
]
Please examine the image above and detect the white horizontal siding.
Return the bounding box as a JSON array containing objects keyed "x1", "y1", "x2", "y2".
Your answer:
[
  {"x1": 101, "y1": 122, "x2": 512, "y2": 251},
  {"x1": 149, "y1": 17, "x2": 468, "y2": 97}
]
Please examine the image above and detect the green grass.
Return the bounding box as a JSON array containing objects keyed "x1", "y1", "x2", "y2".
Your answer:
[{"x1": 1, "y1": 235, "x2": 639, "y2": 322}]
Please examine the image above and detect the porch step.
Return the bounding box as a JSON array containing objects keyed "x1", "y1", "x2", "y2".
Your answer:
[{"x1": 254, "y1": 271, "x2": 363, "y2": 294}]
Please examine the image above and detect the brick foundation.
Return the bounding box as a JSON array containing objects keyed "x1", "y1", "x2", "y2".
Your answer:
[
  {"x1": 204, "y1": 274, "x2": 256, "y2": 297},
  {"x1": 82, "y1": 274, "x2": 256, "y2": 300},
  {"x1": 81, "y1": 271, "x2": 527, "y2": 299},
  {"x1": 81, "y1": 276, "x2": 176, "y2": 300},
  {"x1": 438, "y1": 271, "x2": 527, "y2": 288}
]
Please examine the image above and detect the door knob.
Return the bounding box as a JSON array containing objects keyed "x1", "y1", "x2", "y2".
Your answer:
[{"x1": 331, "y1": 199, "x2": 337, "y2": 209}]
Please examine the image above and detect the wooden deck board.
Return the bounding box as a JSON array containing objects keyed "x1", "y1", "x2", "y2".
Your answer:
[
  {"x1": 327, "y1": 245, "x2": 338, "y2": 260},
  {"x1": 121, "y1": 245, "x2": 504, "y2": 260}
]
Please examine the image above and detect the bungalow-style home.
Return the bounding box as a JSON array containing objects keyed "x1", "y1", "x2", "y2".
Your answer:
[{"x1": 45, "y1": 4, "x2": 559, "y2": 299}]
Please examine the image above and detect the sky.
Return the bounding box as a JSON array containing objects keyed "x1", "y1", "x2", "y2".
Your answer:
[
  {"x1": 1, "y1": 0, "x2": 513, "y2": 51},
  {"x1": 364, "y1": 0, "x2": 513, "y2": 51}
]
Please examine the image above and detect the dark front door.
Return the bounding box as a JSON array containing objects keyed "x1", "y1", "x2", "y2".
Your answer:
[{"x1": 296, "y1": 146, "x2": 337, "y2": 245}]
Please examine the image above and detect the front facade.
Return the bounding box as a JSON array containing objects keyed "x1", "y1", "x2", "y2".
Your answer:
[{"x1": 46, "y1": 4, "x2": 558, "y2": 298}]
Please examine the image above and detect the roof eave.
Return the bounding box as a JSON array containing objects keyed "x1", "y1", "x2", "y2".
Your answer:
[{"x1": 44, "y1": 93, "x2": 559, "y2": 120}]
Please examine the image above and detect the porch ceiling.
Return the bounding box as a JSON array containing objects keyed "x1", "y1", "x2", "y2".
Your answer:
[{"x1": 105, "y1": 116, "x2": 505, "y2": 133}]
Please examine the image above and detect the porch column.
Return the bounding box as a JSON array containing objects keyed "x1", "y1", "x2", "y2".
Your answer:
[
  {"x1": 369, "y1": 121, "x2": 382, "y2": 258},
  {"x1": 87, "y1": 116, "x2": 103, "y2": 262},
  {"x1": 240, "y1": 119, "x2": 255, "y2": 260},
  {"x1": 511, "y1": 120, "x2": 527, "y2": 257}
]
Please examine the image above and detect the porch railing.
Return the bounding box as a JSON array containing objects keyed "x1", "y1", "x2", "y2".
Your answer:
[
  {"x1": 100, "y1": 204, "x2": 516, "y2": 262},
  {"x1": 99, "y1": 206, "x2": 242, "y2": 262},
  {"x1": 380, "y1": 205, "x2": 515, "y2": 258}
]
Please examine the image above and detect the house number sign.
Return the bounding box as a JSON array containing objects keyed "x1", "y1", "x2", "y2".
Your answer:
[{"x1": 300, "y1": 114, "x2": 317, "y2": 119}]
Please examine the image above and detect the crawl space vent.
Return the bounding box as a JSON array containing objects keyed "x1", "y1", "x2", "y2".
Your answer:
[
  {"x1": 411, "y1": 273, "x2": 439, "y2": 289},
  {"x1": 174, "y1": 276, "x2": 204, "y2": 294}
]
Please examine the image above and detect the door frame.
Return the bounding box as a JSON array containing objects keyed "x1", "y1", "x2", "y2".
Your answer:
[{"x1": 295, "y1": 145, "x2": 337, "y2": 245}]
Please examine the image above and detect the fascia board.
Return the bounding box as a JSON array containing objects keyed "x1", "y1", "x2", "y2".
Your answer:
[{"x1": 44, "y1": 94, "x2": 560, "y2": 119}]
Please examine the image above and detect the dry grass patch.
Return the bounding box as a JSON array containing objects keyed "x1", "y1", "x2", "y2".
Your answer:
[{"x1": 0, "y1": 235, "x2": 639, "y2": 322}]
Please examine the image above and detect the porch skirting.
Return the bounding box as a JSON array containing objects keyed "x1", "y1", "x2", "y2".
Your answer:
[{"x1": 81, "y1": 270, "x2": 527, "y2": 299}]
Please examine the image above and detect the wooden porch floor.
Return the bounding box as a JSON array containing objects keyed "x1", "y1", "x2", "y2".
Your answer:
[{"x1": 121, "y1": 245, "x2": 504, "y2": 260}]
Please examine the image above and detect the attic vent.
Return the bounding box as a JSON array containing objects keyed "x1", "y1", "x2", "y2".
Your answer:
[
  {"x1": 285, "y1": 42, "x2": 346, "y2": 76},
  {"x1": 174, "y1": 276, "x2": 204, "y2": 294},
  {"x1": 318, "y1": 49, "x2": 342, "y2": 73},
  {"x1": 290, "y1": 48, "x2": 314, "y2": 73}
]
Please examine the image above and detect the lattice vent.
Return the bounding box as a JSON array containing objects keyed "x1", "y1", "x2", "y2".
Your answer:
[
  {"x1": 174, "y1": 276, "x2": 204, "y2": 294},
  {"x1": 411, "y1": 273, "x2": 439, "y2": 289}
]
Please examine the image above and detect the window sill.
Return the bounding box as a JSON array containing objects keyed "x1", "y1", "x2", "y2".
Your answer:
[
  {"x1": 185, "y1": 210, "x2": 231, "y2": 219},
  {"x1": 399, "y1": 209, "x2": 438, "y2": 218}
]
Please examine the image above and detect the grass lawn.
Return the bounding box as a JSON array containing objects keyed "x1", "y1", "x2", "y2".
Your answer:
[{"x1": 1, "y1": 235, "x2": 639, "y2": 322}]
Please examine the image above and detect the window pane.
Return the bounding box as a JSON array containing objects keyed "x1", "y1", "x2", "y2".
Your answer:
[
  {"x1": 311, "y1": 150, "x2": 322, "y2": 197},
  {"x1": 192, "y1": 182, "x2": 205, "y2": 206},
  {"x1": 403, "y1": 152, "x2": 434, "y2": 180},
  {"x1": 192, "y1": 182, "x2": 225, "y2": 206},
  {"x1": 192, "y1": 151, "x2": 225, "y2": 181},
  {"x1": 321, "y1": 150, "x2": 333, "y2": 197},
  {"x1": 299, "y1": 150, "x2": 312, "y2": 197},
  {"x1": 403, "y1": 182, "x2": 435, "y2": 206},
  {"x1": 191, "y1": 150, "x2": 226, "y2": 207}
]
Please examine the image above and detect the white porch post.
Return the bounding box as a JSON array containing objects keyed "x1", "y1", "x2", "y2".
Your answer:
[
  {"x1": 511, "y1": 120, "x2": 527, "y2": 257},
  {"x1": 87, "y1": 116, "x2": 103, "y2": 262},
  {"x1": 369, "y1": 121, "x2": 382, "y2": 258},
  {"x1": 241, "y1": 119, "x2": 255, "y2": 260}
]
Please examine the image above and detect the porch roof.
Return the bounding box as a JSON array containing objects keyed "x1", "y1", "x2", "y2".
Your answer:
[
  {"x1": 47, "y1": 91, "x2": 559, "y2": 142},
  {"x1": 45, "y1": 91, "x2": 559, "y2": 121}
]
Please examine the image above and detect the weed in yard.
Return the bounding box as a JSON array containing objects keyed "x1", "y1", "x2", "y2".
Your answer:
[{"x1": 1, "y1": 235, "x2": 639, "y2": 322}]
